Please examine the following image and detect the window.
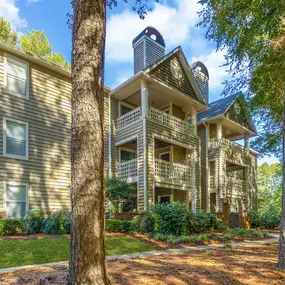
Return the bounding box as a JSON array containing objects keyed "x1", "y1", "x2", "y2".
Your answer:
[
  {"x1": 159, "y1": 152, "x2": 170, "y2": 162},
  {"x1": 3, "y1": 117, "x2": 29, "y2": 160},
  {"x1": 4, "y1": 182, "x2": 28, "y2": 218},
  {"x1": 120, "y1": 149, "x2": 136, "y2": 162},
  {"x1": 4, "y1": 53, "x2": 29, "y2": 99},
  {"x1": 158, "y1": 194, "x2": 173, "y2": 204}
]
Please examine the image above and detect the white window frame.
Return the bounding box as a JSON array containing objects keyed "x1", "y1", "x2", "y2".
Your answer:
[
  {"x1": 3, "y1": 182, "x2": 29, "y2": 218},
  {"x1": 118, "y1": 101, "x2": 135, "y2": 116},
  {"x1": 159, "y1": 151, "x2": 171, "y2": 162},
  {"x1": 119, "y1": 147, "x2": 137, "y2": 163},
  {"x1": 3, "y1": 117, "x2": 29, "y2": 160},
  {"x1": 4, "y1": 53, "x2": 30, "y2": 99},
  {"x1": 158, "y1": 194, "x2": 173, "y2": 203}
]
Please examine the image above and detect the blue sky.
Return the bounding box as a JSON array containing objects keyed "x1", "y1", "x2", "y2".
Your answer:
[{"x1": 0, "y1": 0, "x2": 279, "y2": 165}]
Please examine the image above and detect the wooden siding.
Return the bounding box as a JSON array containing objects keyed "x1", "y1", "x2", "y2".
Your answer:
[
  {"x1": 0, "y1": 50, "x2": 72, "y2": 213},
  {"x1": 148, "y1": 54, "x2": 199, "y2": 101}
]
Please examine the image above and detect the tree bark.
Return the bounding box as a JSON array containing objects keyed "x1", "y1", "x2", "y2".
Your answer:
[
  {"x1": 278, "y1": 86, "x2": 285, "y2": 269},
  {"x1": 68, "y1": 0, "x2": 111, "y2": 284}
]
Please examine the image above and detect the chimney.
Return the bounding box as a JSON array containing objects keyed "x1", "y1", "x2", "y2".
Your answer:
[
  {"x1": 132, "y1": 26, "x2": 166, "y2": 74},
  {"x1": 191, "y1": 61, "x2": 209, "y2": 104}
]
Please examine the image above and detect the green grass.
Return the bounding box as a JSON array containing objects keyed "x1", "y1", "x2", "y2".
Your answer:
[{"x1": 0, "y1": 236, "x2": 154, "y2": 269}]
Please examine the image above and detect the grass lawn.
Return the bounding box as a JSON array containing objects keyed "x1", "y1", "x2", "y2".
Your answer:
[{"x1": 0, "y1": 236, "x2": 153, "y2": 269}]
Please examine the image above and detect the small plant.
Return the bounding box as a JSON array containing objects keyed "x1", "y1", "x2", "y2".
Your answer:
[
  {"x1": 188, "y1": 211, "x2": 220, "y2": 233},
  {"x1": 230, "y1": 228, "x2": 268, "y2": 238},
  {"x1": 0, "y1": 219, "x2": 23, "y2": 236},
  {"x1": 223, "y1": 242, "x2": 234, "y2": 249},
  {"x1": 42, "y1": 210, "x2": 71, "y2": 235},
  {"x1": 23, "y1": 209, "x2": 45, "y2": 233}
]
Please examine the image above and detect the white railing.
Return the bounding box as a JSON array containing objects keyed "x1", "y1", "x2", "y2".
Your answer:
[
  {"x1": 209, "y1": 138, "x2": 246, "y2": 151},
  {"x1": 154, "y1": 159, "x2": 192, "y2": 184},
  {"x1": 117, "y1": 107, "x2": 141, "y2": 130},
  {"x1": 225, "y1": 176, "x2": 245, "y2": 197},
  {"x1": 149, "y1": 107, "x2": 194, "y2": 134},
  {"x1": 118, "y1": 159, "x2": 138, "y2": 182},
  {"x1": 210, "y1": 176, "x2": 216, "y2": 193}
]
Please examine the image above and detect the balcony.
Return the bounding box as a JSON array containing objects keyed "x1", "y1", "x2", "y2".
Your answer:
[
  {"x1": 209, "y1": 138, "x2": 246, "y2": 151},
  {"x1": 225, "y1": 176, "x2": 246, "y2": 198},
  {"x1": 118, "y1": 159, "x2": 138, "y2": 182},
  {"x1": 116, "y1": 106, "x2": 194, "y2": 135},
  {"x1": 154, "y1": 158, "x2": 192, "y2": 186}
]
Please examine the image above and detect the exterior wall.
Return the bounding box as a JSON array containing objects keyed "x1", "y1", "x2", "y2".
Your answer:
[{"x1": 0, "y1": 50, "x2": 72, "y2": 213}]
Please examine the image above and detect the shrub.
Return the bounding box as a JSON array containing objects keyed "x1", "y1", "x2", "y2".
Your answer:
[
  {"x1": 0, "y1": 219, "x2": 23, "y2": 236},
  {"x1": 42, "y1": 210, "x2": 71, "y2": 235},
  {"x1": 106, "y1": 219, "x2": 140, "y2": 233},
  {"x1": 143, "y1": 203, "x2": 188, "y2": 236},
  {"x1": 230, "y1": 228, "x2": 268, "y2": 238},
  {"x1": 188, "y1": 211, "x2": 219, "y2": 233},
  {"x1": 23, "y1": 209, "x2": 45, "y2": 233},
  {"x1": 154, "y1": 233, "x2": 211, "y2": 245},
  {"x1": 249, "y1": 212, "x2": 280, "y2": 229}
]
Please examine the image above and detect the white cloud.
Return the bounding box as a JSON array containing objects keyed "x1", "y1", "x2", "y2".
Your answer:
[
  {"x1": 258, "y1": 156, "x2": 280, "y2": 166},
  {"x1": 191, "y1": 49, "x2": 229, "y2": 91},
  {"x1": 0, "y1": 0, "x2": 27, "y2": 30},
  {"x1": 106, "y1": 0, "x2": 201, "y2": 63}
]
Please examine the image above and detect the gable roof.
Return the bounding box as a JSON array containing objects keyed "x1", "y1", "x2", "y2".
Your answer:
[
  {"x1": 197, "y1": 93, "x2": 257, "y2": 134},
  {"x1": 197, "y1": 94, "x2": 239, "y2": 123},
  {"x1": 144, "y1": 46, "x2": 208, "y2": 106}
]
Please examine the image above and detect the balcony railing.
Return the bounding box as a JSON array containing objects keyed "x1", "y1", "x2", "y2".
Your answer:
[
  {"x1": 118, "y1": 159, "x2": 138, "y2": 182},
  {"x1": 117, "y1": 107, "x2": 141, "y2": 130},
  {"x1": 149, "y1": 107, "x2": 194, "y2": 134},
  {"x1": 225, "y1": 176, "x2": 246, "y2": 197},
  {"x1": 209, "y1": 138, "x2": 248, "y2": 152},
  {"x1": 210, "y1": 176, "x2": 216, "y2": 193},
  {"x1": 154, "y1": 159, "x2": 192, "y2": 185}
]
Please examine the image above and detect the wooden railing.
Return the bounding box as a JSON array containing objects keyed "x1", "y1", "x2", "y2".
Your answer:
[
  {"x1": 117, "y1": 107, "x2": 141, "y2": 130},
  {"x1": 209, "y1": 138, "x2": 248, "y2": 152},
  {"x1": 225, "y1": 176, "x2": 246, "y2": 197},
  {"x1": 210, "y1": 176, "x2": 216, "y2": 193},
  {"x1": 149, "y1": 107, "x2": 194, "y2": 134},
  {"x1": 118, "y1": 159, "x2": 138, "y2": 182},
  {"x1": 154, "y1": 159, "x2": 192, "y2": 184}
]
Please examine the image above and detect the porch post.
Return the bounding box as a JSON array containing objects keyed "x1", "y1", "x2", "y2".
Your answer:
[
  {"x1": 217, "y1": 120, "x2": 223, "y2": 213},
  {"x1": 141, "y1": 79, "x2": 149, "y2": 118},
  {"x1": 245, "y1": 167, "x2": 250, "y2": 210},
  {"x1": 191, "y1": 150, "x2": 196, "y2": 212},
  {"x1": 191, "y1": 107, "x2": 197, "y2": 135},
  {"x1": 141, "y1": 79, "x2": 148, "y2": 210}
]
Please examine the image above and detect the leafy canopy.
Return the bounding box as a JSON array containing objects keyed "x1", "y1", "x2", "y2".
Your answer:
[
  {"x1": 0, "y1": 17, "x2": 18, "y2": 46},
  {"x1": 198, "y1": 0, "x2": 285, "y2": 158}
]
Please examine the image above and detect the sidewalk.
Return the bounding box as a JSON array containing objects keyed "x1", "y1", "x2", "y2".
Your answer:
[{"x1": 0, "y1": 234, "x2": 279, "y2": 274}]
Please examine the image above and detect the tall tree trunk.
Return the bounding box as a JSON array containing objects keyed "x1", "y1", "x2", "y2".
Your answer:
[
  {"x1": 68, "y1": 0, "x2": 111, "y2": 284},
  {"x1": 278, "y1": 86, "x2": 285, "y2": 269}
]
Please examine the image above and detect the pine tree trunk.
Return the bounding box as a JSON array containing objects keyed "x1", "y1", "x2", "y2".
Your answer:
[
  {"x1": 68, "y1": 0, "x2": 111, "y2": 284},
  {"x1": 278, "y1": 86, "x2": 285, "y2": 269}
]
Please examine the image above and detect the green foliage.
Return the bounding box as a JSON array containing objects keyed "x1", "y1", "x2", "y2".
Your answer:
[
  {"x1": 105, "y1": 177, "x2": 136, "y2": 214},
  {"x1": 154, "y1": 233, "x2": 211, "y2": 245},
  {"x1": 105, "y1": 219, "x2": 140, "y2": 234},
  {"x1": 198, "y1": 0, "x2": 285, "y2": 158},
  {"x1": 42, "y1": 210, "x2": 71, "y2": 235},
  {"x1": 142, "y1": 202, "x2": 188, "y2": 236},
  {"x1": 188, "y1": 211, "x2": 220, "y2": 233},
  {"x1": 19, "y1": 30, "x2": 52, "y2": 58},
  {"x1": 230, "y1": 228, "x2": 268, "y2": 238},
  {"x1": 249, "y1": 211, "x2": 280, "y2": 229},
  {"x1": 0, "y1": 219, "x2": 23, "y2": 237},
  {"x1": 258, "y1": 163, "x2": 282, "y2": 216},
  {"x1": 45, "y1": 53, "x2": 71, "y2": 69},
  {"x1": 223, "y1": 242, "x2": 234, "y2": 249},
  {"x1": 23, "y1": 209, "x2": 45, "y2": 234},
  {"x1": 0, "y1": 17, "x2": 18, "y2": 46}
]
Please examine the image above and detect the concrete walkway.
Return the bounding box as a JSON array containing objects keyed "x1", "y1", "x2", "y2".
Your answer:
[{"x1": 0, "y1": 234, "x2": 279, "y2": 274}]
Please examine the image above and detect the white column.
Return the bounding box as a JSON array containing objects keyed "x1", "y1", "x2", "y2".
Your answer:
[
  {"x1": 141, "y1": 80, "x2": 149, "y2": 118},
  {"x1": 245, "y1": 167, "x2": 249, "y2": 210},
  {"x1": 205, "y1": 124, "x2": 210, "y2": 212},
  {"x1": 191, "y1": 107, "x2": 197, "y2": 135},
  {"x1": 217, "y1": 121, "x2": 223, "y2": 212},
  {"x1": 191, "y1": 150, "x2": 196, "y2": 212},
  {"x1": 141, "y1": 80, "x2": 148, "y2": 210}
]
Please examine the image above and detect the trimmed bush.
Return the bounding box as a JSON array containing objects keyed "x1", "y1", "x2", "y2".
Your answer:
[
  {"x1": 0, "y1": 219, "x2": 23, "y2": 236},
  {"x1": 42, "y1": 210, "x2": 71, "y2": 235},
  {"x1": 188, "y1": 211, "x2": 219, "y2": 233},
  {"x1": 249, "y1": 212, "x2": 280, "y2": 229},
  {"x1": 106, "y1": 219, "x2": 140, "y2": 233},
  {"x1": 142, "y1": 202, "x2": 188, "y2": 236},
  {"x1": 230, "y1": 228, "x2": 268, "y2": 238},
  {"x1": 23, "y1": 209, "x2": 45, "y2": 233}
]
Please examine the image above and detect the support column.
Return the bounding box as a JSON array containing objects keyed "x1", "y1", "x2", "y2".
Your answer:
[
  {"x1": 217, "y1": 121, "x2": 223, "y2": 213},
  {"x1": 244, "y1": 136, "x2": 249, "y2": 148},
  {"x1": 191, "y1": 150, "x2": 196, "y2": 212},
  {"x1": 205, "y1": 124, "x2": 210, "y2": 212},
  {"x1": 191, "y1": 107, "x2": 197, "y2": 135},
  {"x1": 141, "y1": 80, "x2": 148, "y2": 210},
  {"x1": 245, "y1": 167, "x2": 249, "y2": 210}
]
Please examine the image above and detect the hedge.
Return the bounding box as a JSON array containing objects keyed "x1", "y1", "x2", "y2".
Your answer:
[
  {"x1": 106, "y1": 219, "x2": 140, "y2": 233},
  {"x1": 0, "y1": 219, "x2": 23, "y2": 237}
]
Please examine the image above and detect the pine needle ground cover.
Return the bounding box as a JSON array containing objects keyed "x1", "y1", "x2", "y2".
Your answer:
[
  {"x1": 0, "y1": 243, "x2": 284, "y2": 285},
  {"x1": 0, "y1": 236, "x2": 153, "y2": 269}
]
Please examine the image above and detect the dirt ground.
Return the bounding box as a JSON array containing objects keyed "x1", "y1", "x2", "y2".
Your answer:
[{"x1": 0, "y1": 243, "x2": 284, "y2": 285}]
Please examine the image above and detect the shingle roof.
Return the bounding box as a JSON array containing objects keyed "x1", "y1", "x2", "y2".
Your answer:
[{"x1": 197, "y1": 93, "x2": 239, "y2": 123}]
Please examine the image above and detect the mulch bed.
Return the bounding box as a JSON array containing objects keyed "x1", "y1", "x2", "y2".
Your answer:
[{"x1": 0, "y1": 243, "x2": 284, "y2": 285}]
